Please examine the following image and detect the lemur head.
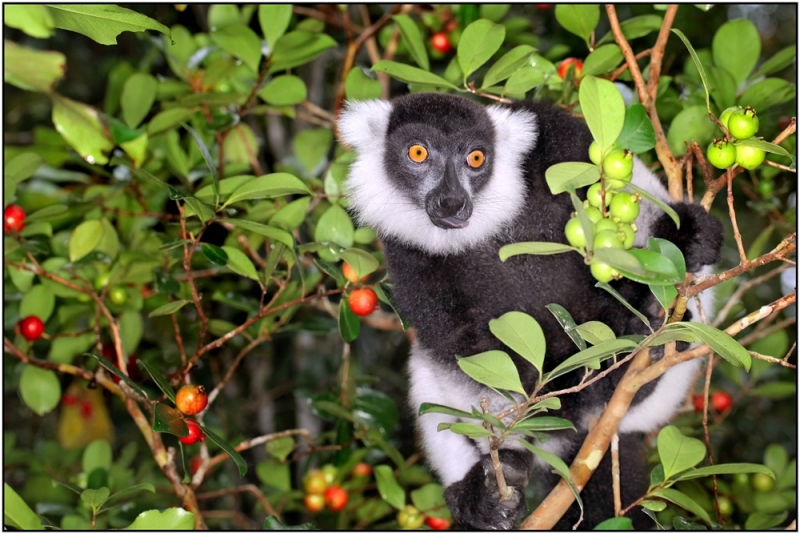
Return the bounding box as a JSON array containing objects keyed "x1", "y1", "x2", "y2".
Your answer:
[{"x1": 338, "y1": 93, "x2": 538, "y2": 255}]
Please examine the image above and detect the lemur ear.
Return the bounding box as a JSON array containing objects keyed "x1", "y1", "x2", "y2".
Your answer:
[
  {"x1": 485, "y1": 105, "x2": 538, "y2": 157},
  {"x1": 337, "y1": 99, "x2": 393, "y2": 152}
]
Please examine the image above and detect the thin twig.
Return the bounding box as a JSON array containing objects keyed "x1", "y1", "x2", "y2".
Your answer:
[
  {"x1": 611, "y1": 433, "x2": 621, "y2": 516},
  {"x1": 727, "y1": 169, "x2": 748, "y2": 263},
  {"x1": 713, "y1": 264, "x2": 790, "y2": 327}
]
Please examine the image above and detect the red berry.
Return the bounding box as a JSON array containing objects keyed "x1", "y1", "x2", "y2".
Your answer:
[
  {"x1": 80, "y1": 401, "x2": 93, "y2": 420},
  {"x1": 431, "y1": 32, "x2": 452, "y2": 54},
  {"x1": 711, "y1": 391, "x2": 733, "y2": 412},
  {"x1": 351, "y1": 462, "x2": 372, "y2": 478},
  {"x1": 4, "y1": 204, "x2": 26, "y2": 233},
  {"x1": 557, "y1": 57, "x2": 583, "y2": 80},
  {"x1": 692, "y1": 394, "x2": 705, "y2": 413},
  {"x1": 304, "y1": 493, "x2": 326, "y2": 514},
  {"x1": 189, "y1": 456, "x2": 203, "y2": 475},
  {"x1": 342, "y1": 262, "x2": 366, "y2": 284},
  {"x1": 348, "y1": 288, "x2": 378, "y2": 317},
  {"x1": 175, "y1": 384, "x2": 208, "y2": 415},
  {"x1": 535, "y1": 4, "x2": 552, "y2": 8},
  {"x1": 323, "y1": 485, "x2": 349, "y2": 512},
  {"x1": 61, "y1": 394, "x2": 79, "y2": 406},
  {"x1": 179, "y1": 419, "x2": 205, "y2": 445},
  {"x1": 19, "y1": 316, "x2": 45, "y2": 341},
  {"x1": 425, "y1": 516, "x2": 452, "y2": 530}
]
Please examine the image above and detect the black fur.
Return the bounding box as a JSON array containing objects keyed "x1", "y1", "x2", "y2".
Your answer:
[{"x1": 353, "y1": 94, "x2": 723, "y2": 529}]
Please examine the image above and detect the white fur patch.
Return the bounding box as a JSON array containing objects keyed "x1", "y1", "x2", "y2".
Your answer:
[
  {"x1": 340, "y1": 100, "x2": 537, "y2": 255},
  {"x1": 631, "y1": 158, "x2": 672, "y2": 247}
]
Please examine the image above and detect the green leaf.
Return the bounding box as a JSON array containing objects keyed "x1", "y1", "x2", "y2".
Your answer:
[
  {"x1": 706, "y1": 65, "x2": 737, "y2": 113},
  {"x1": 148, "y1": 299, "x2": 191, "y2": 318},
  {"x1": 457, "y1": 350, "x2": 526, "y2": 395},
  {"x1": 314, "y1": 204, "x2": 354, "y2": 249},
  {"x1": 736, "y1": 138, "x2": 794, "y2": 165},
  {"x1": 546, "y1": 303, "x2": 588, "y2": 350},
  {"x1": 52, "y1": 95, "x2": 113, "y2": 165},
  {"x1": 83, "y1": 438, "x2": 112, "y2": 474},
  {"x1": 338, "y1": 298, "x2": 360, "y2": 343},
  {"x1": 137, "y1": 361, "x2": 176, "y2": 403},
  {"x1": 640, "y1": 499, "x2": 667, "y2": 512},
  {"x1": 440, "y1": 422, "x2": 493, "y2": 439},
  {"x1": 745, "y1": 511, "x2": 789, "y2": 531},
  {"x1": 499, "y1": 241, "x2": 574, "y2": 261},
  {"x1": 616, "y1": 104, "x2": 656, "y2": 154},
  {"x1": 393, "y1": 15, "x2": 429, "y2": 71},
  {"x1": 481, "y1": 45, "x2": 535, "y2": 89},
  {"x1": 121, "y1": 73, "x2": 157, "y2": 129},
  {"x1": 545, "y1": 162, "x2": 601, "y2": 195},
  {"x1": 672, "y1": 322, "x2": 751, "y2": 371},
  {"x1": 4, "y1": 5, "x2": 55, "y2": 38},
  {"x1": 3, "y1": 483, "x2": 43, "y2": 530},
  {"x1": 87, "y1": 353, "x2": 149, "y2": 399},
  {"x1": 20, "y1": 285, "x2": 55, "y2": 323},
  {"x1": 374, "y1": 465, "x2": 406, "y2": 510},
  {"x1": 677, "y1": 463, "x2": 775, "y2": 481},
  {"x1": 268, "y1": 31, "x2": 337, "y2": 74},
  {"x1": 580, "y1": 76, "x2": 625, "y2": 153},
  {"x1": 575, "y1": 321, "x2": 616, "y2": 346},
  {"x1": 201, "y1": 243, "x2": 228, "y2": 266},
  {"x1": 3, "y1": 40, "x2": 65, "y2": 92},
  {"x1": 671, "y1": 29, "x2": 711, "y2": 112},
  {"x1": 344, "y1": 67, "x2": 382, "y2": 101},
  {"x1": 582, "y1": 45, "x2": 623, "y2": 77},
  {"x1": 545, "y1": 339, "x2": 638, "y2": 382},
  {"x1": 227, "y1": 218, "x2": 294, "y2": 248},
  {"x1": 479, "y1": 4, "x2": 510, "y2": 22},
  {"x1": 99, "y1": 483, "x2": 154, "y2": 512},
  {"x1": 489, "y1": 311, "x2": 546, "y2": 374},
  {"x1": 596, "y1": 15, "x2": 663, "y2": 46},
  {"x1": 126, "y1": 508, "x2": 195, "y2": 530},
  {"x1": 266, "y1": 436, "x2": 295, "y2": 461},
  {"x1": 555, "y1": 4, "x2": 599, "y2": 41},
  {"x1": 152, "y1": 403, "x2": 188, "y2": 436},
  {"x1": 211, "y1": 23, "x2": 262, "y2": 72},
  {"x1": 595, "y1": 517, "x2": 634, "y2": 530},
  {"x1": 69, "y1": 220, "x2": 104, "y2": 263},
  {"x1": 651, "y1": 488, "x2": 711, "y2": 526},
  {"x1": 371, "y1": 60, "x2": 458, "y2": 89},
  {"x1": 270, "y1": 197, "x2": 311, "y2": 231},
  {"x1": 5, "y1": 152, "x2": 44, "y2": 185},
  {"x1": 627, "y1": 182, "x2": 680, "y2": 228},
  {"x1": 751, "y1": 45, "x2": 796, "y2": 80},
  {"x1": 712, "y1": 19, "x2": 760, "y2": 89},
  {"x1": 410, "y1": 483, "x2": 447, "y2": 514},
  {"x1": 20, "y1": 366, "x2": 61, "y2": 416},
  {"x1": 294, "y1": 128, "x2": 333, "y2": 174},
  {"x1": 418, "y1": 403, "x2": 476, "y2": 419},
  {"x1": 259, "y1": 75, "x2": 307, "y2": 106},
  {"x1": 80, "y1": 487, "x2": 110, "y2": 510},
  {"x1": 658, "y1": 426, "x2": 706, "y2": 480},
  {"x1": 751, "y1": 382, "x2": 796, "y2": 400},
  {"x1": 199, "y1": 424, "x2": 247, "y2": 477},
  {"x1": 739, "y1": 78, "x2": 797, "y2": 114},
  {"x1": 647, "y1": 238, "x2": 686, "y2": 279},
  {"x1": 514, "y1": 416, "x2": 575, "y2": 432},
  {"x1": 504, "y1": 65, "x2": 545, "y2": 95},
  {"x1": 519, "y1": 441, "x2": 584, "y2": 515},
  {"x1": 339, "y1": 248, "x2": 379, "y2": 279},
  {"x1": 46, "y1": 4, "x2": 170, "y2": 45},
  {"x1": 259, "y1": 5, "x2": 292, "y2": 49},
  {"x1": 219, "y1": 246, "x2": 259, "y2": 281},
  {"x1": 222, "y1": 173, "x2": 310, "y2": 208},
  {"x1": 147, "y1": 108, "x2": 195, "y2": 136},
  {"x1": 458, "y1": 19, "x2": 506, "y2": 79},
  {"x1": 627, "y1": 249, "x2": 682, "y2": 284}
]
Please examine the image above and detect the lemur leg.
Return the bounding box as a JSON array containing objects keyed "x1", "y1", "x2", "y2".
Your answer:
[{"x1": 408, "y1": 343, "x2": 532, "y2": 530}]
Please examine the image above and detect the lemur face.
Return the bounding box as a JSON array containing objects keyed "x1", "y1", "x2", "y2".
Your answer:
[{"x1": 338, "y1": 93, "x2": 538, "y2": 255}]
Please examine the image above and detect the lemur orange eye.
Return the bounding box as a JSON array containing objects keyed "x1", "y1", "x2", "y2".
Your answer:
[
  {"x1": 467, "y1": 150, "x2": 485, "y2": 168},
  {"x1": 408, "y1": 145, "x2": 428, "y2": 162}
]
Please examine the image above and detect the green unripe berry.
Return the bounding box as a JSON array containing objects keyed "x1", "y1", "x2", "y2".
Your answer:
[
  {"x1": 609, "y1": 192, "x2": 640, "y2": 223},
  {"x1": 707, "y1": 139, "x2": 737, "y2": 169},
  {"x1": 585, "y1": 206, "x2": 603, "y2": 223},
  {"x1": 618, "y1": 223, "x2": 635, "y2": 249},
  {"x1": 735, "y1": 144, "x2": 766, "y2": 170},
  {"x1": 717, "y1": 496, "x2": 734, "y2": 516},
  {"x1": 594, "y1": 218, "x2": 619, "y2": 234},
  {"x1": 605, "y1": 176, "x2": 631, "y2": 191},
  {"x1": 564, "y1": 217, "x2": 587, "y2": 248},
  {"x1": 719, "y1": 106, "x2": 743, "y2": 131},
  {"x1": 94, "y1": 272, "x2": 111, "y2": 291},
  {"x1": 602, "y1": 149, "x2": 633, "y2": 180},
  {"x1": 757, "y1": 179, "x2": 774, "y2": 197},
  {"x1": 752, "y1": 472, "x2": 775, "y2": 493},
  {"x1": 727, "y1": 108, "x2": 759, "y2": 140},
  {"x1": 109, "y1": 286, "x2": 128, "y2": 305},
  {"x1": 588, "y1": 141, "x2": 602, "y2": 166},
  {"x1": 590, "y1": 261, "x2": 615, "y2": 283},
  {"x1": 587, "y1": 183, "x2": 613, "y2": 208},
  {"x1": 594, "y1": 229, "x2": 624, "y2": 250}
]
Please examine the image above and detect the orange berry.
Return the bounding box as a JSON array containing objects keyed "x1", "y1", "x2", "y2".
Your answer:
[
  {"x1": 348, "y1": 288, "x2": 378, "y2": 317},
  {"x1": 175, "y1": 384, "x2": 208, "y2": 415}
]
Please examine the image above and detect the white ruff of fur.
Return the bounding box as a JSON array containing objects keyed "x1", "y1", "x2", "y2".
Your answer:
[{"x1": 339, "y1": 100, "x2": 538, "y2": 255}]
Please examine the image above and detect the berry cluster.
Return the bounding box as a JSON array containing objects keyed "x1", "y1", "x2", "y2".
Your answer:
[
  {"x1": 302, "y1": 464, "x2": 350, "y2": 514},
  {"x1": 174, "y1": 384, "x2": 209, "y2": 445},
  {"x1": 565, "y1": 143, "x2": 641, "y2": 282},
  {"x1": 397, "y1": 505, "x2": 452, "y2": 530},
  {"x1": 707, "y1": 106, "x2": 766, "y2": 170}
]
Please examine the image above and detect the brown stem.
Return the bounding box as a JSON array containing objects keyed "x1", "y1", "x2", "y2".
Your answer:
[
  {"x1": 609, "y1": 49, "x2": 651, "y2": 81},
  {"x1": 727, "y1": 169, "x2": 748, "y2": 263},
  {"x1": 196, "y1": 484, "x2": 278, "y2": 519}
]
